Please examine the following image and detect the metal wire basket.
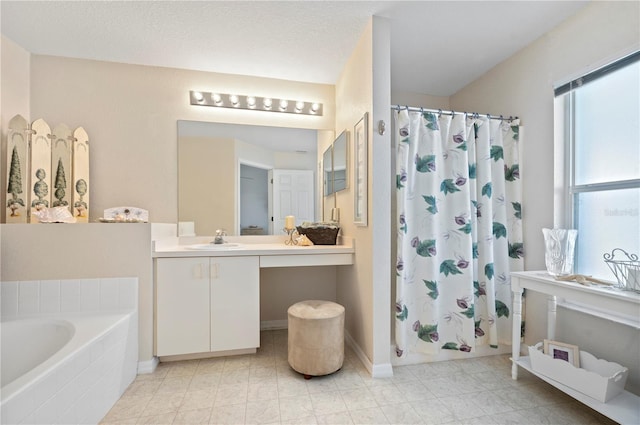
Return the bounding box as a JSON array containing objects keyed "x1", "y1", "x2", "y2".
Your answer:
[{"x1": 603, "y1": 248, "x2": 640, "y2": 293}]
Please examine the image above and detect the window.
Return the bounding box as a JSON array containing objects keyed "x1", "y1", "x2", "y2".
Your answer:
[{"x1": 555, "y1": 51, "x2": 640, "y2": 280}]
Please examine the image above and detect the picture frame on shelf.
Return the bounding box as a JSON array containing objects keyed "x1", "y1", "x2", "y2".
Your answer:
[
  {"x1": 353, "y1": 112, "x2": 368, "y2": 226},
  {"x1": 544, "y1": 339, "x2": 580, "y2": 367}
]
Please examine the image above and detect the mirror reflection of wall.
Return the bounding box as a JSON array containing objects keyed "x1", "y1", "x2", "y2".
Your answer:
[
  {"x1": 323, "y1": 130, "x2": 349, "y2": 196},
  {"x1": 323, "y1": 146, "x2": 333, "y2": 196},
  {"x1": 332, "y1": 131, "x2": 348, "y2": 192},
  {"x1": 178, "y1": 121, "x2": 327, "y2": 236}
]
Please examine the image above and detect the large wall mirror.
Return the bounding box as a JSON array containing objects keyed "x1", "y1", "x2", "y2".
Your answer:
[{"x1": 178, "y1": 121, "x2": 329, "y2": 236}]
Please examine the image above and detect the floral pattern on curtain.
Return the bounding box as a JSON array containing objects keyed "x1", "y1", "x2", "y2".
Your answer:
[{"x1": 395, "y1": 109, "x2": 524, "y2": 357}]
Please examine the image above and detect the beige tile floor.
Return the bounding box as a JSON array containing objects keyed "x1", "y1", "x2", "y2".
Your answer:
[{"x1": 101, "y1": 330, "x2": 616, "y2": 424}]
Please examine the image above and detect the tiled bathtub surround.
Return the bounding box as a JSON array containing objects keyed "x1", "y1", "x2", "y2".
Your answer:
[
  {"x1": 1, "y1": 277, "x2": 138, "y2": 318},
  {"x1": 0, "y1": 278, "x2": 138, "y2": 425}
]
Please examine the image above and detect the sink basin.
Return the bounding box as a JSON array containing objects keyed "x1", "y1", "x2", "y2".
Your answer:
[{"x1": 185, "y1": 243, "x2": 243, "y2": 250}]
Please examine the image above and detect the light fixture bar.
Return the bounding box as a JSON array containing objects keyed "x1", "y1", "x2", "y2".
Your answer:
[{"x1": 189, "y1": 91, "x2": 323, "y2": 116}]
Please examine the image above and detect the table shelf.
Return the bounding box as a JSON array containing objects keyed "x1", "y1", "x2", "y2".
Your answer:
[{"x1": 512, "y1": 356, "x2": 640, "y2": 424}]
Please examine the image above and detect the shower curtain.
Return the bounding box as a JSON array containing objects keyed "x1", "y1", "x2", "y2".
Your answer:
[{"x1": 394, "y1": 109, "x2": 523, "y2": 358}]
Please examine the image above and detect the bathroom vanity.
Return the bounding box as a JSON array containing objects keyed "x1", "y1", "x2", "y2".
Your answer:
[{"x1": 152, "y1": 236, "x2": 354, "y2": 358}]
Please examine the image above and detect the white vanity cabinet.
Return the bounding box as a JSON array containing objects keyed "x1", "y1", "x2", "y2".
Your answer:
[{"x1": 155, "y1": 256, "x2": 260, "y2": 357}]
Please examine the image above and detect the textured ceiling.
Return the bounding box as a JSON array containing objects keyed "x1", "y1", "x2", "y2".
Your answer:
[{"x1": 1, "y1": 1, "x2": 588, "y2": 96}]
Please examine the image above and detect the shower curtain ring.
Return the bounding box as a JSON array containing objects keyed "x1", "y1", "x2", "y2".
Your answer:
[{"x1": 438, "y1": 109, "x2": 442, "y2": 118}]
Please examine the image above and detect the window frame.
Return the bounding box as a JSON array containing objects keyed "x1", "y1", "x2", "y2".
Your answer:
[{"x1": 555, "y1": 51, "x2": 640, "y2": 275}]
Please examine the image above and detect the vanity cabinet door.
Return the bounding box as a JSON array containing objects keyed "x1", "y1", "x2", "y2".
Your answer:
[
  {"x1": 210, "y1": 256, "x2": 260, "y2": 352},
  {"x1": 156, "y1": 257, "x2": 210, "y2": 356}
]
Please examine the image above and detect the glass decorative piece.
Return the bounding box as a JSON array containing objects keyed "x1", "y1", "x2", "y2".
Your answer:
[{"x1": 542, "y1": 228, "x2": 578, "y2": 277}]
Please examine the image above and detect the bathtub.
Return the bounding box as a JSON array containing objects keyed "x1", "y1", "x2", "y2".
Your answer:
[{"x1": 0, "y1": 313, "x2": 138, "y2": 425}]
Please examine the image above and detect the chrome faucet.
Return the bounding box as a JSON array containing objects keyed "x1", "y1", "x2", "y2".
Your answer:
[{"x1": 213, "y1": 229, "x2": 227, "y2": 244}]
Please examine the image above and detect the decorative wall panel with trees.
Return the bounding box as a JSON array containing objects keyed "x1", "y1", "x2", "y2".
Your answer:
[{"x1": 5, "y1": 115, "x2": 90, "y2": 223}]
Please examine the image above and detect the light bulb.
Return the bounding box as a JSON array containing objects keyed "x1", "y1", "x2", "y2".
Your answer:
[
  {"x1": 295, "y1": 101, "x2": 305, "y2": 113},
  {"x1": 263, "y1": 98, "x2": 272, "y2": 109},
  {"x1": 229, "y1": 95, "x2": 239, "y2": 106},
  {"x1": 279, "y1": 99, "x2": 289, "y2": 110},
  {"x1": 193, "y1": 92, "x2": 204, "y2": 102},
  {"x1": 311, "y1": 103, "x2": 320, "y2": 112},
  {"x1": 247, "y1": 96, "x2": 256, "y2": 107},
  {"x1": 212, "y1": 93, "x2": 222, "y2": 104}
]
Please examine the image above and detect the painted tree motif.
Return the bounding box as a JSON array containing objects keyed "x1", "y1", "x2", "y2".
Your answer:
[
  {"x1": 31, "y1": 168, "x2": 49, "y2": 210},
  {"x1": 7, "y1": 145, "x2": 25, "y2": 216},
  {"x1": 74, "y1": 179, "x2": 88, "y2": 217},
  {"x1": 52, "y1": 158, "x2": 68, "y2": 207}
]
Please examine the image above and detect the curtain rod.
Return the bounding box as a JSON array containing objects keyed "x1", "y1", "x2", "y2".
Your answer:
[{"x1": 390, "y1": 105, "x2": 518, "y2": 121}]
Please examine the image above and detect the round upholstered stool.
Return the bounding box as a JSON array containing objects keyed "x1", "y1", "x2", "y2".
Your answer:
[{"x1": 287, "y1": 300, "x2": 345, "y2": 379}]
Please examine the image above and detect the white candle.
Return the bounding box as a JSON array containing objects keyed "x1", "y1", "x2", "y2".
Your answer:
[{"x1": 285, "y1": 215, "x2": 295, "y2": 230}]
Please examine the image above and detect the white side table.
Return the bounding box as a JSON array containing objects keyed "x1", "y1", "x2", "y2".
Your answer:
[{"x1": 510, "y1": 271, "x2": 640, "y2": 424}]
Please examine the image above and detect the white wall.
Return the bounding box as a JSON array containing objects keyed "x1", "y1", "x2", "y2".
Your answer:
[
  {"x1": 0, "y1": 224, "x2": 153, "y2": 363},
  {"x1": 22, "y1": 55, "x2": 335, "y2": 223},
  {"x1": 1, "y1": 50, "x2": 336, "y2": 365},
  {"x1": 334, "y1": 17, "x2": 392, "y2": 376},
  {"x1": 370, "y1": 16, "x2": 393, "y2": 374},
  {"x1": 260, "y1": 267, "x2": 337, "y2": 325},
  {"x1": 451, "y1": 0, "x2": 640, "y2": 393},
  {"x1": 1, "y1": 36, "x2": 30, "y2": 224},
  {"x1": 390, "y1": 91, "x2": 450, "y2": 111},
  {"x1": 451, "y1": 1, "x2": 639, "y2": 272}
]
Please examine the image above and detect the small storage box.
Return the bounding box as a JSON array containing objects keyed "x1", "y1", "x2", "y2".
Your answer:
[
  {"x1": 296, "y1": 226, "x2": 339, "y2": 245},
  {"x1": 528, "y1": 343, "x2": 628, "y2": 402}
]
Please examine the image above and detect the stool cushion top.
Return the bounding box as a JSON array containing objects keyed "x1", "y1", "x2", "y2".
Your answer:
[{"x1": 288, "y1": 300, "x2": 344, "y2": 320}]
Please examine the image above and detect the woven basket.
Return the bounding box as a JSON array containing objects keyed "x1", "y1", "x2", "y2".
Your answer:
[{"x1": 296, "y1": 226, "x2": 339, "y2": 245}]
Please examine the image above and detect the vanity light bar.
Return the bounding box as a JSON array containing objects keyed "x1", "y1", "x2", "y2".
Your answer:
[{"x1": 189, "y1": 91, "x2": 323, "y2": 116}]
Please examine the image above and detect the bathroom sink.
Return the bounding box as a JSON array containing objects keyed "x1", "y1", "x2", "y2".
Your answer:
[{"x1": 185, "y1": 243, "x2": 243, "y2": 250}]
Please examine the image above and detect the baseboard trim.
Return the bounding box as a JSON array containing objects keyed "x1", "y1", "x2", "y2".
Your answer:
[
  {"x1": 137, "y1": 356, "x2": 159, "y2": 374},
  {"x1": 371, "y1": 362, "x2": 394, "y2": 378},
  {"x1": 344, "y1": 330, "x2": 394, "y2": 378},
  {"x1": 260, "y1": 320, "x2": 288, "y2": 330},
  {"x1": 159, "y1": 348, "x2": 256, "y2": 362}
]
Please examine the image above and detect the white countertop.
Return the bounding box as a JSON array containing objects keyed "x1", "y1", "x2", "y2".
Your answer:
[{"x1": 153, "y1": 235, "x2": 355, "y2": 258}]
